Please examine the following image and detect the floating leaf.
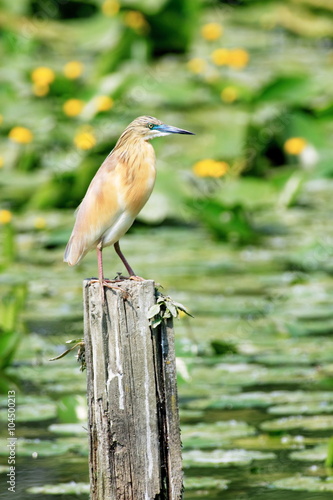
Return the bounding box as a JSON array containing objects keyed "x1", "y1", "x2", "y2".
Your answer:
[
  {"x1": 271, "y1": 475, "x2": 333, "y2": 492},
  {"x1": 0, "y1": 403, "x2": 57, "y2": 423},
  {"x1": 184, "y1": 476, "x2": 229, "y2": 491},
  {"x1": 48, "y1": 423, "x2": 87, "y2": 436},
  {"x1": 182, "y1": 421, "x2": 256, "y2": 449},
  {"x1": 183, "y1": 449, "x2": 275, "y2": 467},
  {"x1": 26, "y1": 482, "x2": 90, "y2": 495},
  {"x1": 289, "y1": 444, "x2": 327, "y2": 462},
  {"x1": 261, "y1": 415, "x2": 333, "y2": 432},
  {"x1": 0, "y1": 438, "x2": 72, "y2": 457},
  {"x1": 269, "y1": 402, "x2": 333, "y2": 416}
]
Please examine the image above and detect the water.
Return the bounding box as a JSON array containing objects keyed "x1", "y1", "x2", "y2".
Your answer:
[{"x1": 1, "y1": 179, "x2": 333, "y2": 498}]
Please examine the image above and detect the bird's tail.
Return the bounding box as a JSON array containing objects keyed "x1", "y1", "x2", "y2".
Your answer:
[{"x1": 63, "y1": 235, "x2": 84, "y2": 266}]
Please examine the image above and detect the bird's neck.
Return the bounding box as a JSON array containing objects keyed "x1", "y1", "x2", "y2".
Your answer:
[{"x1": 114, "y1": 134, "x2": 155, "y2": 167}]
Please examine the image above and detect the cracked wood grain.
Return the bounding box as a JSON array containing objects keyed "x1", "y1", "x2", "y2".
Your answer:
[{"x1": 84, "y1": 279, "x2": 183, "y2": 500}]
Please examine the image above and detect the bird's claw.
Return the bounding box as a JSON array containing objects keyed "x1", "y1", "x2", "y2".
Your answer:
[
  {"x1": 88, "y1": 278, "x2": 129, "y2": 301},
  {"x1": 113, "y1": 272, "x2": 145, "y2": 282},
  {"x1": 129, "y1": 275, "x2": 145, "y2": 282}
]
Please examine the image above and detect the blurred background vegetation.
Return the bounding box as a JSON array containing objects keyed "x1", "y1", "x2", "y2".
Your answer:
[
  {"x1": 1, "y1": 0, "x2": 333, "y2": 230},
  {"x1": 1, "y1": 1, "x2": 333, "y2": 497},
  {"x1": 2, "y1": 0, "x2": 333, "y2": 365}
]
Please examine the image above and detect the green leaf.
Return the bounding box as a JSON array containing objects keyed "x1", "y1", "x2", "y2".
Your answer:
[
  {"x1": 165, "y1": 300, "x2": 178, "y2": 318},
  {"x1": 163, "y1": 309, "x2": 171, "y2": 319},
  {"x1": 147, "y1": 303, "x2": 161, "y2": 319},
  {"x1": 173, "y1": 301, "x2": 194, "y2": 318}
]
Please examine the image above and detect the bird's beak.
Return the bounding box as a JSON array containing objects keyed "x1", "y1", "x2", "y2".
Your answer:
[{"x1": 156, "y1": 124, "x2": 195, "y2": 135}]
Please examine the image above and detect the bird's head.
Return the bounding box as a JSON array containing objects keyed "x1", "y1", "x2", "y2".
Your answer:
[{"x1": 127, "y1": 116, "x2": 195, "y2": 140}]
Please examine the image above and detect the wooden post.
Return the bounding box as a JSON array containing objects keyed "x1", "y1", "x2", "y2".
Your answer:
[{"x1": 83, "y1": 279, "x2": 183, "y2": 500}]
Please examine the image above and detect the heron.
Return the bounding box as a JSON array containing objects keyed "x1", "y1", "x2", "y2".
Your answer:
[{"x1": 64, "y1": 115, "x2": 194, "y2": 294}]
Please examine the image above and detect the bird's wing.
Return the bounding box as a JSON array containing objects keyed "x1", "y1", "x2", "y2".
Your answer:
[{"x1": 64, "y1": 153, "x2": 126, "y2": 265}]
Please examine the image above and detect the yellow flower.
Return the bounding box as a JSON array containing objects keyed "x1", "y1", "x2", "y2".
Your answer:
[
  {"x1": 221, "y1": 86, "x2": 238, "y2": 103},
  {"x1": 0, "y1": 157, "x2": 4, "y2": 168},
  {"x1": 124, "y1": 10, "x2": 148, "y2": 31},
  {"x1": 0, "y1": 209, "x2": 12, "y2": 225},
  {"x1": 63, "y1": 61, "x2": 84, "y2": 80},
  {"x1": 187, "y1": 58, "x2": 207, "y2": 74},
  {"x1": 210, "y1": 161, "x2": 229, "y2": 177},
  {"x1": 228, "y1": 48, "x2": 249, "y2": 69},
  {"x1": 211, "y1": 48, "x2": 230, "y2": 66},
  {"x1": 63, "y1": 99, "x2": 85, "y2": 117},
  {"x1": 34, "y1": 217, "x2": 47, "y2": 229},
  {"x1": 284, "y1": 137, "x2": 307, "y2": 155},
  {"x1": 102, "y1": 0, "x2": 120, "y2": 16},
  {"x1": 31, "y1": 67, "x2": 55, "y2": 85},
  {"x1": 33, "y1": 83, "x2": 49, "y2": 97},
  {"x1": 201, "y1": 23, "x2": 223, "y2": 41},
  {"x1": 74, "y1": 128, "x2": 96, "y2": 150},
  {"x1": 9, "y1": 126, "x2": 33, "y2": 144},
  {"x1": 95, "y1": 95, "x2": 114, "y2": 112},
  {"x1": 193, "y1": 159, "x2": 229, "y2": 178}
]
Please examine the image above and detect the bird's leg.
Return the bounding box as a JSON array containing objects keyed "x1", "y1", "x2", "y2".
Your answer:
[
  {"x1": 89, "y1": 245, "x2": 127, "y2": 302},
  {"x1": 97, "y1": 245, "x2": 106, "y2": 302},
  {"x1": 97, "y1": 244, "x2": 104, "y2": 286},
  {"x1": 114, "y1": 241, "x2": 136, "y2": 276}
]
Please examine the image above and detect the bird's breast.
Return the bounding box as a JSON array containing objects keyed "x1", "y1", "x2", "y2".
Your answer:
[{"x1": 119, "y1": 143, "x2": 156, "y2": 217}]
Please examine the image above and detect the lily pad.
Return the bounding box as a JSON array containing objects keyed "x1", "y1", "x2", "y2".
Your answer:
[
  {"x1": 271, "y1": 475, "x2": 333, "y2": 492},
  {"x1": 0, "y1": 438, "x2": 73, "y2": 458},
  {"x1": 26, "y1": 482, "x2": 90, "y2": 495},
  {"x1": 261, "y1": 415, "x2": 333, "y2": 432},
  {"x1": 269, "y1": 402, "x2": 333, "y2": 416},
  {"x1": 185, "y1": 390, "x2": 333, "y2": 411},
  {"x1": 7, "y1": 365, "x2": 85, "y2": 386},
  {"x1": 289, "y1": 444, "x2": 328, "y2": 462},
  {"x1": 184, "y1": 476, "x2": 229, "y2": 491},
  {"x1": 233, "y1": 434, "x2": 321, "y2": 451},
  {"x1": 190, "y1": 363, "x2": 318, "y2": 388},
  {"x1": 0, "y1": 403, "x2": 57, "y2": 423},
  {"x1": 48, "y1": 423, "x2": 87, "y2": 436},
  {"x1": 182, "y1": 421, "x2": 256, "y2": 449},
  {"x1": 0, "y1": 395, "x2": 54, "y2": 408},
  {"x1": 183, "y1": 449, "x2": 275, "y2": 467}
]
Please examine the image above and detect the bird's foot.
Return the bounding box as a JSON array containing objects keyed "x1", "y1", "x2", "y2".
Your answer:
[
  {"x1": 129, "y1": 275, "x2": 145, "y2": 282},
  {"x1": 89, "y1": 278, "x2": 129, "y2": 301},
  {"x1": 113, "y1": 272, "x2": 145, "y2": 282}
]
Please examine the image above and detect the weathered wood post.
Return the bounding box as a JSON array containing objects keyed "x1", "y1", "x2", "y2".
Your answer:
[{"x1": 83, "y1": 278, "x2": 183, "y2": 500}]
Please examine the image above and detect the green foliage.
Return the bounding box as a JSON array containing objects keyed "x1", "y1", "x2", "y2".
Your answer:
[
  {"x1": 146, "y1": 0, "x2": 201, "y2": 56},
  {"x1": 326, "y1": 437, "x2": 333, "y2": 468},
  {"x1": 57, "y1": 395, "x2": 87, "y2": 423},
  {"x1": 210, "y1": 340, "x2": 238, "y2": 356},
  {"x1": 1, "y1": 0, "x2": 333, "y2": 245},
  {"x1": 188, "y1": 198, "x2": 258, "y2": 244},
  {"x1": 147, "y1": 291, "x2": 193, "y2": 328},
  {"x1": 0, "y1": 222, "x2": 16, "y2": 265},
  {"x1": 0, "y1": 284, "x2": 27, "y2": 392}
]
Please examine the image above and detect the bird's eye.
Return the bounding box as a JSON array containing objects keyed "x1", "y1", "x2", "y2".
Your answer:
[{"x1": 148, "y1": 123, "x2": 154, "y2": 129}]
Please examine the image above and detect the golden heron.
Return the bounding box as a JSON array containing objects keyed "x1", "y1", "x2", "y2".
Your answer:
[{"x1": 64, "y1": 115, "x2": 194, "y2": 292}]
